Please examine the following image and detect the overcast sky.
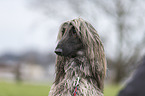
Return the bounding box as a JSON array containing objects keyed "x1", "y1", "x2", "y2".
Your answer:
[{"x1": 0, "y1": 0, "x2": 60, "y2": 55}]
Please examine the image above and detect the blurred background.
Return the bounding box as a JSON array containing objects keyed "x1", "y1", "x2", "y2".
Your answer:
[{"x1": 0, "y1": 0, "x2": 145, "y2": 96}]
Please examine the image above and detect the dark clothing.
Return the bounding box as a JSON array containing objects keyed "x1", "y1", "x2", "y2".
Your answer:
[{"x1": 118, "y1": 56, "x2": 145, "y2": 96}]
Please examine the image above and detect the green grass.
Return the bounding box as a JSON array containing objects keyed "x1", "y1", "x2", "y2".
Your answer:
[
  {"x1": 104, "y1": 85, "x2": 122, "y2": 96},
  {"x1": 0, "y1": 81, "x2": 121, "y2": 96},
  {"x1": 0, "y1": 82, "x2": 51, "y2": 96}
]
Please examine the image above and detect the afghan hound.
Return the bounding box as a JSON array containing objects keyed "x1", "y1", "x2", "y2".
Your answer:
[{"x1": 49, "y1": 18, "x2": 107, "y2": 96}]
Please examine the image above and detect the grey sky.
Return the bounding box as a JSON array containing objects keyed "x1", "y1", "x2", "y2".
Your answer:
[{"x1": 0, "y1": 0, "x2": 59, "y2": 55}]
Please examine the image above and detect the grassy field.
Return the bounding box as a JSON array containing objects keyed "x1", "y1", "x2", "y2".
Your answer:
[
  {"x1": 104, "y1": 85, "x2": 121, "y2": 96},
  {"x1": 0, "y1": 81, "x2": 121, "y2": 96}
]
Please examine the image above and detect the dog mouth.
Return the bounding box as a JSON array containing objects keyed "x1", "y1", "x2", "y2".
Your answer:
[{"x1": 54, "y1": 48, "x2": 83, "y2": 58}]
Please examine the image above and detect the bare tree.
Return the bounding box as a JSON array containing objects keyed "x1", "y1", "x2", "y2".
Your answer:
[{"x1": 91, "y1": 0, "x2": 145, "y2": 83}]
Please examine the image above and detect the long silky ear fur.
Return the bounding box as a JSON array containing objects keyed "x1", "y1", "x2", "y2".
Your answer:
[{"x1": 69, "y1": 18, "x2": 107, "y2": 91}]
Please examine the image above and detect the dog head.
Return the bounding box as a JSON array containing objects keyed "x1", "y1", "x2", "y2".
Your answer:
[{"x1": 55, "y1": 24, "x2": 84, "y2": 58}]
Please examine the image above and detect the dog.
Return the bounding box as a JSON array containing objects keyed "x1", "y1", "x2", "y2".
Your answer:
[{"x1": 49, "y1": 18, "x2": 107, "y2": 96}]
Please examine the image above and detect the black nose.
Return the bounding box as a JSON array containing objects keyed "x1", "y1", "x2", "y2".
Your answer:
[{"x1": 55, "y1": 48, "x2": 63, "y2": 56}]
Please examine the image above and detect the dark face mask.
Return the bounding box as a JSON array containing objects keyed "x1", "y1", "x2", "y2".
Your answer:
[{"x1": 55, "y1": 26, "x2": 83, "y2": 58}]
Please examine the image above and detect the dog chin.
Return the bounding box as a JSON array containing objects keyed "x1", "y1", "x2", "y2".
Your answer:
[{"x1": 76, "y1": 51, "x2": 84, "y2": 56}]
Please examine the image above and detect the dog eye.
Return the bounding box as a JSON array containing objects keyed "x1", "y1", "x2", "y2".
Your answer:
[
  {"x1": 62, "y1": 28, "x2": 65, "y2": 36},
  {"x1": 69, "y1": 26, "x2": 77, "y2": 38},
  {"x1": 72, "y1": 29, "x2": 77, "y2": 35}
]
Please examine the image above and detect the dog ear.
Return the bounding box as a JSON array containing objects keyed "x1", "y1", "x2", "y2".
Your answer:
[{"x1": 91, "y1": 66, "x2": 104, "y2": 91}]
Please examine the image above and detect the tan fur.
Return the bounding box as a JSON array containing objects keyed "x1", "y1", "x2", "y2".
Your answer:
[{"x1": 49, "y1": 18, "x2": 107, "y2": 96}]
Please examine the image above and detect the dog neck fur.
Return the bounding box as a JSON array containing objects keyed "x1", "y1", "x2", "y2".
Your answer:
[{"x1": 49, "y1": 56, "x2": 103, "y2": 96}]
